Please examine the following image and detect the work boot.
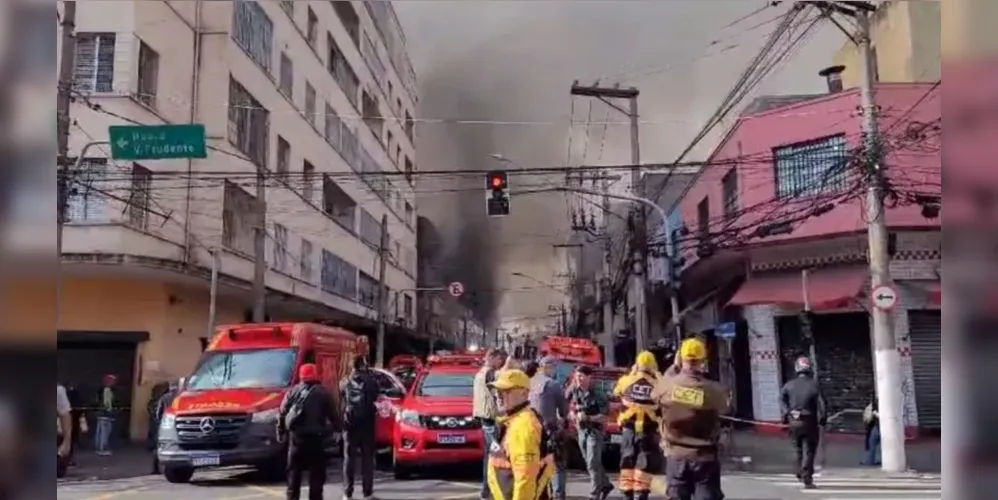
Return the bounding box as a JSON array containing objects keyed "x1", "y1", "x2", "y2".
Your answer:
[{"x1": 598, "y1": 484, "x2": 614, "y2": 500}]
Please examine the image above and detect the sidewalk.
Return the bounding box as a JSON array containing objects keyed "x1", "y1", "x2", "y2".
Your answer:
[
  {"x1": 724, "y1": 430, "x2": 941, "y2": 474},
  {"x1": 59, "y1": 446, "x2": 157, "y2": 482}
]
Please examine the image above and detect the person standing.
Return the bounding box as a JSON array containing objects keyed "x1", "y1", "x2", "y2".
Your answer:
[
  {"x1": 152, "y1": 378, "x2": 184, "y2": 475},
  {"x1": 341, "y1": 356, "x2": 380, "y2": 500},
  {"x1": 64, "y1": 382, "x2": 83, "y2": 463},
  {"x1": 473, "y1": 349, "x2": 505, "y2": 500},
  {"x1": 862, "y1": 395, "x2": 881, "y2": 466},
  {"x1": 93, "y1": 374, "x2": 117, "y2": 456},
  {"x1": 654, "y1": 338, "x2": 729, "y2": 500},
  {"x1": 566, "y1": 366, "x2": 614, "y2": 500},
  {"x1": 529, "y1": 356, "x2": 570, "y2": 500},
  {"x1": 486, "y1": 370, "x2": 555, "y2": 500},
  {"x1": 613, "y1": 351, "x2": 663, "y2": 500},
  {"x1": 779, "y1": 356, "x2": 827, "y2": 489},
  {"x1": 278, "y1": 364, "x2": 336, "y2": 500}
]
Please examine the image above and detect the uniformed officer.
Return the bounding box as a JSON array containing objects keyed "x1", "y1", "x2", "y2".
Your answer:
[
  {"x1": 566, "y1": 366, "x2": 614, "y2": 500},
  {"x1": 654, "y1": 337, "x2": 729, "y2": 500},
  {"x1": 780, "y1": 356, "x2": 827, "y2": 489},
  {"x1": 487, "y1": 369, "x2": 556, "y2": 500},
  {"x1": 613, "y1": 351, "x2": 663, "y2": 500}
]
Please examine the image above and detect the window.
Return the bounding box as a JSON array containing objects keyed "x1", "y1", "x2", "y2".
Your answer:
[
  {"x1": 403, "y1": 294, "x2": 413, "y2": 324},
  {"x1": 302, "y1": 160, "x2": 316, "y2": 202},
  {"x1": 359, "y1": 209, "x2": 382, "y2": 247},
  {"x1": 361, "y1": 32, "x2": 386, "y2": 86},
  {"x1": 404, "y1": 110, "x2": 414, "y2": 140},
  {"x1": 322, "y1": 175, "x2": 357, "y2": 230},
  {"x1": 272, "y1": 223, "x2": 288, "y2": 272},
  {"x1": 279, "y1": 52, "x2": 293, "y2": 98},
  {"x1": 276, "y1": 136, "x2": 290, "y2": 180},
  {"x1": 721, "y1": 169, "x2": 738, "y2": 220},
  {"x1": 280, "y1": 0, "x2": 294, "y2": 16},
  {"x1": 300, "y1": 238, "x2": 314, "y2": 281},
  {"x1": 773, "y1": 135, "x2": 849, "y2": 199},
  {"x1": 361, "y1": 90, "x2": 382, "y2": 136},
  {"x1": 332, "y1": 1, "x2": 360, "y2": 45},
  {"x1": 136, "y1": 41, "x2": 159, "y2": 107},
  {"x1": 65, "y1": 158, "x2": 109, "y2": 222},
  {"x1": 321, "y1": 250, "x2": 357, "y2": 299},
  {"x1": 304, "y1": 82, "x2": 316, "y2": 125},
  {"x1": 324, "y1": 103, "x2": 342, "y2": 149},
  {"x1": 227, "y1": 78, "x2": 270, "y2": 166},
  {"x1": 73, "y1": 33, "x2": 116, "y2": 93},
  {"x1": 416, "y1": 372, "x2": 475, "y2": 398},
  {"x1": 358, "y1": 271, "x2": 378, "y2": 308},
  {"x1": 222, "y1": 180, "x2": 259, "y2": 256},
  {"x1": 404, "y1": 157, "x2": 414, "y2": 185},
  {"x1": 696, "y1": 197, "x2": 710, "y2": 249},
  {"x1": 328, "y1": 33, "x2": 359, "y2": 107},
  {"x1": 306, "y1": 7, "x2": 318, "y2": 47},
  {"x1": 404, "y1": 202, "x2": 414, "y2": 226},
  {"x1": 373, "y1": 372, "x2": 404, "y2": 398},
  {"x1": 233, "y1": 1, "x2": 274, "y2": 73},
  {"x1": 187, "y1": 348, "x2": 296, "y2": 390},
  {"x1": 128, "y1": 164, "x2": 152, "y2": 229}
]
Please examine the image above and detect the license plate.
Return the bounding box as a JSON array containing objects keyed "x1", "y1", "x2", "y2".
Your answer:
[
  {"x1": 191, "y1": 454, "x2": 220, "y2": 467},
  {"x1": 438, "y1": 434, "x2": 466, "y2": 445},
  {"x1": 610, "y1": 434, "x2": 622, "y2": 445}
]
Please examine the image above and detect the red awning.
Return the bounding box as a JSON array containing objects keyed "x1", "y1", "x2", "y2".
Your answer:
[{"x1": 728, "y1": 266, "x2": 868, "y2": 310}]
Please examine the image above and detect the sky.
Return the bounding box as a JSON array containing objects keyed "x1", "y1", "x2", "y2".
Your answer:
[{"x1": 393, "y1": 1, "x2": 846, "y2": 329}]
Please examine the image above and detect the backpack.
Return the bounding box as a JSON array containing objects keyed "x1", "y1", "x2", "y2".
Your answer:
[
  {"x1": 284, "y1": 384, "x2": 316, "y2": 431},
  {"x1": 343, "y1": 373, "x2": 377, "y2": 425}
]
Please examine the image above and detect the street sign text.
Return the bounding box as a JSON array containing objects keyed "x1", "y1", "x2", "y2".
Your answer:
[{"x1": 109, "y1": 124, "x2": 207, "y2": 161}]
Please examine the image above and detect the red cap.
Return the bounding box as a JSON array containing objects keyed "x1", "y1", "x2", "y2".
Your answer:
[
  {"x1": 103, "y1": 374, "x2": 117, "y2": 385},
  {"x1": 299, "y1": 363, "x2": 319, "y2": 382}
]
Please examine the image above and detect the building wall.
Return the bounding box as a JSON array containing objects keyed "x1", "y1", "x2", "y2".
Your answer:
[
  {"x1": 677, "y1": 84, "x2": 940, "y2": 272},
  {"x1": 833, "y1": 1, "x2": 941, "y2": 89}
]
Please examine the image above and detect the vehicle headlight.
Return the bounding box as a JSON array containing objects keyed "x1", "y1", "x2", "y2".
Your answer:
[
  {"x1": 159, "y1": 414, "x2": 176, "y2": 430},
  {"x1": 396, "y1": 409, "x2": 421, "y2": 426},
  {"x1": 251, "y1": 408, "x2": 280, "y2": 424}
]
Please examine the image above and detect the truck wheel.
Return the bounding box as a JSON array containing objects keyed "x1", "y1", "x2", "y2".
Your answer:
[{"x1": 163, "y1": 466, "x2": 194, "y2": 484}]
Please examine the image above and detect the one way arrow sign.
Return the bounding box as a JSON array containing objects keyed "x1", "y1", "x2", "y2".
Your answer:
[{"x1": 871, "y1": 285, "x2": 898, "y2": 311}]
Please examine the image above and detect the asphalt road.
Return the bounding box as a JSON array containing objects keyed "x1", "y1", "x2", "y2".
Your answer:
[{"x1": 56, "y1": 466, "x2": 941, "y2": 500}]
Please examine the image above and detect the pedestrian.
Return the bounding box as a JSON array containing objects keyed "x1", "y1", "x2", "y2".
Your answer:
[
  {"x1": 779, "y1": 356, "x2": 827, "y2": 489},
  {"x1": 341, "y1": 355, "x2": 379, "y2": 500},
  {"x1": 566, "y1": 366, "x2": 614, "y2": 500},
  {"x1": 64, "y1": 382, "x2": 83, "y2": 464},
  {"x1": 654, "y1": 338, "x2": 729, "y2": 500},
  {"x1": 278, "y1": 364, "x2": 336, "y2": 500},
  {"x1": 152, "y1": 378, "x2": 184, "y2": 475},
  {"x1": 529, "y1": 356, "x2": 570, "y2": 500},
  {"x1": 93, "y1": 374, "x2": 118, "y2": 456},
  {"x1": 486, "y1": 369, "x2": 556, "y2": 500},
  {"x1": 862, "y1": 394, "x2": 881, "y2": 466},
  {"x1": 613, "y1": 351, "x2": 663, "y2": 500},
  {"x1": 472, "y1": 348, "x2": 506, "y2": 500}
]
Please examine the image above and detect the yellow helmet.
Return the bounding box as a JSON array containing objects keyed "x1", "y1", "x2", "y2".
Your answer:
[
  {"x1": 635, "y1": 350, "x2": 658, "y2": 371},
  {"x1": 680, "y1": 338, "x2": 708, "y2": 361}
]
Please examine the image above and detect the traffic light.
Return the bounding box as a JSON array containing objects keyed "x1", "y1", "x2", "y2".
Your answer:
[{"x1": 485, "y1": 170, "x2": 510, "y2": 217}]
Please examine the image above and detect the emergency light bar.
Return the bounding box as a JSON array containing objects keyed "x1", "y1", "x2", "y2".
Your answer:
[{"x1": 426, "y1": 354, "x2": 484, "y2": 366}]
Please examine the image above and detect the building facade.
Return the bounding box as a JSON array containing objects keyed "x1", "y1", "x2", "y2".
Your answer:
[
  {"x1": 675, "y1": 82, "x2": 941, "y2": 436},
  {"x1": 56, "y1": 0, "x2": 421, "y2": 441}
]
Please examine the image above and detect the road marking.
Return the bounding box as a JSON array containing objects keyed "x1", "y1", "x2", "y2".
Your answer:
[
  {"x1": 84, "y1": 486, "x2": 151, "y2": 500},
  {"x1": 245, "y1": 485, "x2": 284, "y2": 498},
  {"x1": 800, "y1": 489, "x2": 941, "y2": 496},
  {"x1": 440, "y1": 480, "x2": 481, "y2": 489}
]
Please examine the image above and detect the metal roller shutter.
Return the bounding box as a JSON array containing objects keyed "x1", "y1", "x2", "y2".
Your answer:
[{"x1": 908, "y1": 310, "x2": 941, "y2": 429}]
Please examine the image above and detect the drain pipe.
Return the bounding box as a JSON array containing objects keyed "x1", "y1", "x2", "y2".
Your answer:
[{"x1": 183, "y1": 0, "x2": 203, "y2": 262}]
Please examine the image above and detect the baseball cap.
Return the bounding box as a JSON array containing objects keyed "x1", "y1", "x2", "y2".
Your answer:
[
  {"x1": 299, "y1": 363, "x2": 319, "y2": 382},
  {"x1": 489, "y1": 369, "x2": 531, "y2": 390}
]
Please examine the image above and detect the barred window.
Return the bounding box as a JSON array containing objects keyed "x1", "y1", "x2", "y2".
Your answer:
[
  {"x1": 73, "y1": 33, "x2": 116, "y2": 93},
  {"x1": 773, "y1": 135, "x2": 849, "y2": 199},
  {"x1": 128, "y1": 164, "x2": 152, "y2": 229},
  {"x1": 721, "y1": 168, "x2": 738, "y2": 220},
  {"x1": 321, "y1": 250, "x2": 357, "y2": 300},
  {"x1": 272, "y1": 223, "x2": 288, "y2": 272},
  {"x1": 358, "y1": 271, "x2": 378, "y2": 308},
  {"x1": 232, "y1": 1, "x2": 273, "y2": 73},
  {"x1": 300, "y1": 238, "x2": 314, "y2": 282},
  {"x1": 227, "y1": 78, "x2": 270, "y2": 166},
  {"x1": 65, "y1": 158, "x2": 109, "y2": 222}
]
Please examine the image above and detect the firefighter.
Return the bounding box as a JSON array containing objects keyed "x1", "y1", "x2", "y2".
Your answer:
[
  {"x1": 655, "y1": 337, "x2": 729, "y2": 500},
  {"x1": 487, "y1": 369, "x2": 556, "y2": 500},
  {"x1": 613, "y1": 351, "x2": 663, "y2": 500}
]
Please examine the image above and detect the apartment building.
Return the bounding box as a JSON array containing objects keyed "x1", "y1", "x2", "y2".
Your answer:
[{"x1": 55, "y1": 1, "x2": 420, "y2": 441}]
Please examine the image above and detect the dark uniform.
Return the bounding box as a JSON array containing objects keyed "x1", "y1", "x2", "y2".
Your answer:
[
  {"x1": 613, "y1": 351, "x2": 663, "y2": 500},
  {"x1": 779, "y1": 356, "x2": 826, "y2": 488},
  {"x1": 278, "y1": 364, "x2": 336, "y2": 500},
  {"x1": 566, "y1": 367, "x2": 613, "y2": 500}
]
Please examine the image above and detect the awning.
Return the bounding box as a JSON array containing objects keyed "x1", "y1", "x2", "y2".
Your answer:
[{"x1": 728, "y1": 266, "x2": 868, "y2": 310}]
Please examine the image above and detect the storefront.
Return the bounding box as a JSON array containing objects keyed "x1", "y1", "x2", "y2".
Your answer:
[{"x1": 908, "y1": 310, "x2": 942, "y2": 430}]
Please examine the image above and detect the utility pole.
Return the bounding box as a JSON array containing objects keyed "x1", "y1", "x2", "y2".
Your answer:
[
  {"x1": 252, "y1": 164, "x2": 267, "y2": 322},
  {"x1": 854, "y1": 4, "x2": 906, "y2": 473},
  {"x1": 462, "y1": 315, "x2": 469, "y2": 349},
  {"x1": 599, "y1": 171, "x2": 616, "y2": 366},
  {"x1": 56, "y1": 1, "x2": 77, "y2": 329},
  {"x1": 569, "y1": 83, "x2": 648, "y2": 353},
  {"x1": 375, "y1": 214, "x2": 389, "y2": 368}
]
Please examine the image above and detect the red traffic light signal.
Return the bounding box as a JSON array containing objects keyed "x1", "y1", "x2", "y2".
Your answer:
[{"x1": 486, "y1": 171, "x2": 507, "y2": 190}]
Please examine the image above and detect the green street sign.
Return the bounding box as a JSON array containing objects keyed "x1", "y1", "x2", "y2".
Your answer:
[{"x1": 109, "y1": 124, "x2": 208, "y2": 160}]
